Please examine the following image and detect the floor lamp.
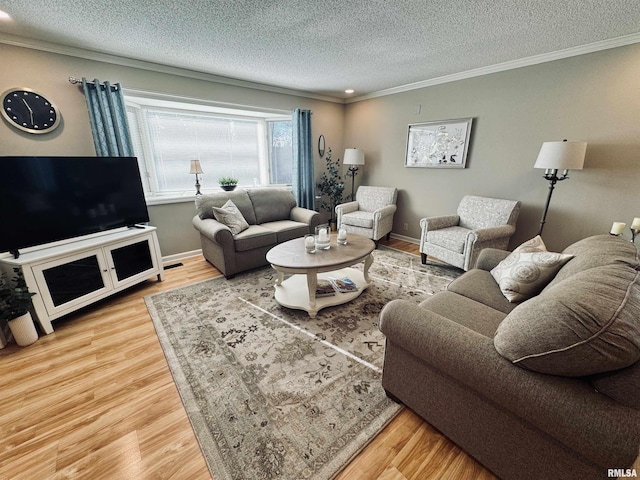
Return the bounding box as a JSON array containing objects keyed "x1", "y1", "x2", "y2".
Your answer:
[
  {"x1": 534, "y1": 140, "x2": 586, "y2": 236},
  {"x1": 343, "y1": 148, "x2": 365, "y2": 201}
]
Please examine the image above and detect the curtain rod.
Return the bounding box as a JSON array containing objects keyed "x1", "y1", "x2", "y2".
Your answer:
[{"x1": 68, "y1": 77, "x2": 120, "y2": 90}]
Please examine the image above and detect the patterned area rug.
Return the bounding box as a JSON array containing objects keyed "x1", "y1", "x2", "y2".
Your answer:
[{"x1": 145, "y1": 246, "x2": 460, "y2": 480}]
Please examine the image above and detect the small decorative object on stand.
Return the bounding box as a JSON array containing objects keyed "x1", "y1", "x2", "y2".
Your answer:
[
  {"x1": 610, "y1": 222, "x2": 626, "y2": 236},
  {"x1": 315, "y1": 224, "x2": 331, "y2": 250},
  {"x1": 219, "y1": 177, "x2": 238, "y2": 191},
  {"x1": 189, "y1": 159, "x2": 204, "y2": 195}
]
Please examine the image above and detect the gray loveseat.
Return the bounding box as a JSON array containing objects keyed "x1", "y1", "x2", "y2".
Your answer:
[
  {"x1": 192, "y1": 188, "x2": 320, "y2": 278},
  {"x1": 379, "y1": 235, "x2": 640, "y2": 480}
]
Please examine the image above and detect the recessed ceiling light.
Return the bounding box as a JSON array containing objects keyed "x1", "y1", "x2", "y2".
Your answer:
[
  {"x1": 0, "y1": 10, "x2": 11, "y2": 20},
  {"x1": 344, "y1": 89, "x2": 355, "y2": 94}
]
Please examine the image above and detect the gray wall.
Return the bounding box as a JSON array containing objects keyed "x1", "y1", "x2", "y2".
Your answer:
[
  {"x1": 344, "y1": 44, "x2": 640, "y2": 252},
  {"x1": 3, "y1": 41, "x2": 639, "y2": 257},
  {"x1": 0, "y1": 43, "x2": 345, "y2": 258}
]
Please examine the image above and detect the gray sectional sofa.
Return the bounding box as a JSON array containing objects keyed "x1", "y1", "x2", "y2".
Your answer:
[
  {"x1": 192, "y1": 188, "x2": 320, "y2": 278},
  {"x1": 379, "y1": 234, "x2": 640, "y2": 480}
]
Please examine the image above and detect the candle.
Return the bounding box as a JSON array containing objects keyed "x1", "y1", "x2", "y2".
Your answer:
[
  {"x1": 631, "y1": 218, "x2": 640, "y2": 230},
  {"x1": 319, "y1": 228, "x2": 328, "y2": 241},
  {"x1": 304, "y1": 234, "x2": 315, "y2": 253},
  {"x1": 338, "y1": 228, "x2": 347, "y2": 240},
  {"x1": 610, "y1": 222, "x2": 626, "y2": 235}
]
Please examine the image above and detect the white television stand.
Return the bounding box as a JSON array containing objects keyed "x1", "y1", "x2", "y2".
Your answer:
[{"x1": 0, "y1": 226, "x2": 164, "y2": 338}]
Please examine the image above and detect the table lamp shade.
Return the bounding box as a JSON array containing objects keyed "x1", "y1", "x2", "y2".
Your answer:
[
  {"x1": 343, "y1": 148, "x2": 365, "y2": 166},
  {"x1": 534, "y1": 141, "x2": 586, "y2": 171},
  {"x1": 189, "y1": 159, "x2": 204, "y2": 174}
]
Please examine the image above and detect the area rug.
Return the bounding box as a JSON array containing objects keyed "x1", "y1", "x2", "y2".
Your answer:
[{"x1": 145, "y1": 246, "x2": 460, "y2": 480}]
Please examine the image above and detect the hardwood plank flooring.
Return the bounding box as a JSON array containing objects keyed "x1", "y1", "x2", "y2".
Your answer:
[{"x1": 0, "y1": 238, "x2": 496, "y2": 480}]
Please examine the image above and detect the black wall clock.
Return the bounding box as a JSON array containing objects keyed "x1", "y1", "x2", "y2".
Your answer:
[{"x1": 1, "y1": 88, "x2": 61, "y2": 134}]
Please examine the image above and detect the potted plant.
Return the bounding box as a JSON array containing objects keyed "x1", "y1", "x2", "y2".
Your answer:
[
  {"x1": 218, "y1": 177, "x2": 239, "y2": 191},
  {"x1": 316, "y1": 148, "x2": 344, "y2": 229},
  {"x1": 0, "y1": 268, "x2": 38, "y2": 346}
]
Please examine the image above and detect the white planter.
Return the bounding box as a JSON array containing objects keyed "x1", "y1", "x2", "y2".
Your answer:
[{"x1": 8, "y1": 312, "x2": 39, "y2": 347}]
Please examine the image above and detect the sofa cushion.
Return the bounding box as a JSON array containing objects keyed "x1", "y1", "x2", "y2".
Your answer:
[
  {"x1": 491, "y1": 236, "x2": 573, "y2": 303},
  {"x1": 233, "y1": 225, "x2": 277, "y2": 252},
  {"x1": 426, "y1": 226, "x2": 469, "y2": 254},
  {"x1": 342, "y1": 211, "x2": 374, "y2": 229},
  {"x1": 419, "y1": 291, "x2": 505, "y2": 338},
  {"x1": 545, "y1": 234, "x2": 640, "y2": 291},
  {"x1": 494, "y1": 261, "x2": 640, "y2": 376},
  {"x1": 212, "y1": 199, "x2": 250, "y2": 235},
  {"x1": 260, "y1": 220, "x2": 310, "y2": 243},
  {"x1": 589, "y1": 361, "x2": 640, "y2": 409},
  {"x1": 447, "y1": 269, "x2": 518, "y2": 315},
  {"x1": 247, "y1": 188, "x2": 296, "y2": 224},
  {"x1": 195, "y1": 189, "x2": 257, "y2": 224}
]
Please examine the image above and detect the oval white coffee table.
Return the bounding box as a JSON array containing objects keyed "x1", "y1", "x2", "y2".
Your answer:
[{"x1": 265, "y1": 234, "x2": 375, "y2": 317}]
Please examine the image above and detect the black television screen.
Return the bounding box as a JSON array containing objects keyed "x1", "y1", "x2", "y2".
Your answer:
[{"x1": 0, "y1": 156, "x2": 150, "y2": 254}]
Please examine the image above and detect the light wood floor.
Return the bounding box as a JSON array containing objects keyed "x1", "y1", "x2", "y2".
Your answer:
[{"x1": 0, "y1": 238, "x2": 497, "y2": 480}]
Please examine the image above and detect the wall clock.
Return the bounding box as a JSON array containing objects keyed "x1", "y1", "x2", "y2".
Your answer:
[{"x1": 1, "y1": 88, "x2": 61, "y2": 134}]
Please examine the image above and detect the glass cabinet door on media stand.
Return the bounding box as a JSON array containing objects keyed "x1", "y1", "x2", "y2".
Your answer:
[{"x1": 32, "y1": 233, "x2": 160, "y2": 319}]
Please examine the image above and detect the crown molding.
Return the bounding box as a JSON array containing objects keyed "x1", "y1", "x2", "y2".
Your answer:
[
  {"x1": 346, "y1": 32, "x2": 640, "y2": 103},
  {"x1": 0, "y1": 33, "x2": 345, "y2": 104}
]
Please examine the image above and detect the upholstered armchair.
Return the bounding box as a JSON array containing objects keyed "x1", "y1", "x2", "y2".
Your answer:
[
  {"x1": 420, "y1": 195, "x2": 520, "y2": 271},
  {"x1": 335, "y1": 186, "x2": 398, "y2": 242}
]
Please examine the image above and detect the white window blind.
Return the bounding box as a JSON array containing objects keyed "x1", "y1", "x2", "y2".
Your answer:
[{"x1": 125, "y1": 97, "x2": 292, "y2": 198}]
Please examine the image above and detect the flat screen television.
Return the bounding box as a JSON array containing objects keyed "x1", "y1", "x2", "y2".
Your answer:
[{"x1": 0, "y1": 156, "x2": 150, "y2": 255}]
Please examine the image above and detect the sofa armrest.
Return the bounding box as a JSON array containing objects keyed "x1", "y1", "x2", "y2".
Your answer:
[
  {"x1": 469, "y1": 224, "x2": 516, "y2": 242},
  {"x1": 475, "y1": 248, "x2": 511, "y2": 271},
  {"x1": 379, "y1": 298, "x2": 640, "y2": 468},
  {"x1": 290, "y1": 207, "x2": 321, "y2": 230},
  {"x1": 419, "y1": 215, "x2": 460, "y2": 231},
  {"x1": 373, "y1": 204, "x2": 397, "y2": 220},
  {"x1": 192, "y1": 215, "x2": 234, "y2": 247},
  {"x1": 335, "y1": 201, "x2": 359, "y2": 215}
]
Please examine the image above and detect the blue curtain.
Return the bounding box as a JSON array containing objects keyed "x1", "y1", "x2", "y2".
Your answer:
[
  {"x1": 81, "y1": 78, "x2": 134, "y2": 157},
  {"x1": 292, "y1": 108, "x2": 315, "y2": 209}
]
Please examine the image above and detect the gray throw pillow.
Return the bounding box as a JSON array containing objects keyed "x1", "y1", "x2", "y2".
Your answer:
[
  {"x1": 491, "y1": 236, "x2": 573, "y2": 303},
  {"x1": 213, "y1": 199, "x2": 250, "y2": 235}
]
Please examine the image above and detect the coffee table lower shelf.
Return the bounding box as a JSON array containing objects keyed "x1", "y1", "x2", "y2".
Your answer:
[{"x1": 273, "y1": 267, "x2": 369, "y2": 318}]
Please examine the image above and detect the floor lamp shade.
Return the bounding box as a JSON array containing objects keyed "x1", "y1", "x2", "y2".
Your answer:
[
  {"x1": 534, "y1": 141, "x2": 586, "y2": 171},
  {"x1": 343, "y1": 148, "x2": 365, "y2": 166}
]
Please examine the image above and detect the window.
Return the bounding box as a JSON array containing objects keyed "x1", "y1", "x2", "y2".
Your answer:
[{"x1": 125, "y1": 95, "x2": 292, "y2": 199}]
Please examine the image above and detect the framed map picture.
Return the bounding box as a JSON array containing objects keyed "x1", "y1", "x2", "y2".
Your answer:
[{"x1": 405, "y1": 118, "x2": 473, "y2": 168}]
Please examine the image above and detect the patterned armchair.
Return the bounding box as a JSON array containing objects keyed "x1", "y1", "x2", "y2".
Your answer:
[
  {"x1": 335, "y1": 186, "x2": 398, "y2": 242},
  {"x1": 420, "y1": 195, "x2": 521, "y2": 271}
]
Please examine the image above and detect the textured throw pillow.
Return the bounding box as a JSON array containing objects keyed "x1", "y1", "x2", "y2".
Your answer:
[
  {"x1": 212, "y1": 199, "x2": 250, "y2": 235},
  {"x1": 491, "y1": 236, "x2": 573, "y2": 303}
]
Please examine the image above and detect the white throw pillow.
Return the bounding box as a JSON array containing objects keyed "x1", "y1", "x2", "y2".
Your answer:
[
  {"x1": 212, "y1": 199, "x2": 250, "y2": 235},
  {"x1": 491, "y1": 236, "x2": 573, "y2": 303}
]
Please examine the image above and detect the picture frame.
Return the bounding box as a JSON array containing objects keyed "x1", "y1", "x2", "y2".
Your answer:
[{"x1": 405, "y1": 118, "x2": 473, "y2": 168}]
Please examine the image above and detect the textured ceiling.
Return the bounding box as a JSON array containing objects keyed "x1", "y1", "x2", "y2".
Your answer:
[{"x1": 1, "y1": 0, "x2": 639, "y2": 100}]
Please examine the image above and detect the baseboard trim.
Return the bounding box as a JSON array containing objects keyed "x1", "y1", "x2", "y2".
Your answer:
[
  {"x1": 162, "y1": 249, "x2": 202, "y2": 266},
  {"x1": 389, "y1": 233, "x2": 420, "y2": 245}
]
